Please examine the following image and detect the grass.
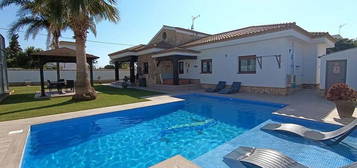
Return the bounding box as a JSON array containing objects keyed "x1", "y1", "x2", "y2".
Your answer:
[{"x1": 0, "y1": 85, "x2": 162, "y2": 122}]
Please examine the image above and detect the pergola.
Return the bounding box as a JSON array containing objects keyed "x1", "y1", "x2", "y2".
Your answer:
[
  {"x1": 31, "y1": 47, "x2": 99, "y2": 97},
  {"x1": 112, "y1": 55, "x2": 137, "y2": 84}
]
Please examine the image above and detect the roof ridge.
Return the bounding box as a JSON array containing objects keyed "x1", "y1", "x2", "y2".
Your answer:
[
  {"x1": 163, "y1": 25, "x2": 210, "y2": 35},
  {"x1": 208, "y1": 22, "x2": 297, "y2": 36},
  {"x1": 179, "y1": 22, "x2": 335, "y2": 48}
]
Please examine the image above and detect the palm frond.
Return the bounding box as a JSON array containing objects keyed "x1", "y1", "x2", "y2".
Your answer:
[
  {"x1": 88, "y1": 17, "x2": 97, "y2": 36},
  {"x1": 24, "y1": 19, "x2": 49, "y2": 40},
  {"x1": 8, "y1": 16, "x2": 49, "y2": 39},
  {"x1": 0, "y1": 0, "x2": 30, "y2": 9}
]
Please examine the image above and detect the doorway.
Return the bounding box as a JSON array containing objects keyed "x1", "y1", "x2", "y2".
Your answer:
[{"x1": 325, "y1": 60, "x2": 347, "y2": 90}]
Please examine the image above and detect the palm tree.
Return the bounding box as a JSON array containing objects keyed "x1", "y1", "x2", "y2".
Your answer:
[
  {"x1": 0, "y1": 0, "x2": 67, "y2": 49},
  {"x1": 62, "y1": 0, "x2": 119, "y2": 101}
]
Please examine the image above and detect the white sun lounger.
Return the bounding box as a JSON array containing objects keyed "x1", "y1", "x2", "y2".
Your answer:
[
  {"x1": 223, "y1": 146, "x2": 357, "y2": 168},
  {"x1": 261, "y1": 119, "x2": 357, "y2": 144}
]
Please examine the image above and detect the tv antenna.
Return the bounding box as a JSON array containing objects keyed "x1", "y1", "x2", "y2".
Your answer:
[
  {"x1": 191, "y1": 15, "x2": 200, "y2": 30},
  {"x1": 338, "y1": 24, "x2": 347, "y2": 34}
]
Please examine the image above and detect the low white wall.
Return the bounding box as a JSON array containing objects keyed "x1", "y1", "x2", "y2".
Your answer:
[
  {"x1": 8, "y1": 69, "x2": 129, "y2": 85},
  {"x1": 320, "y1": 48, "x2": 357, "y2": 90}
]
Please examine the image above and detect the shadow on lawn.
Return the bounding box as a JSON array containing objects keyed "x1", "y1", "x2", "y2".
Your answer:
[
  {"x1": 0, "y1": 93, "x2": 47, "y2": 105},
  {"x1": 94, "y1": 85, "x2": 162, "y2": 98},
  {"x1": 0, "y1": 99, "x2": 75, "y2": 117}
]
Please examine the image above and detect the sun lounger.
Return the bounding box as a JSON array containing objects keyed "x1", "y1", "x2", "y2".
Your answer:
[
  {"x1": 206, "y1": 81, "x2": 226, "y2": 92},
  {"x1": 261, "y1": 119, "x2": 357, "y2": 144},
  {"x1": 223, "y1": 146, "x2": 308, "y2": 168},
  {"x1": 219, "y1": 82, "x2": 241, "y2": 94},
  {"x1": 223, "y1": 146, "x2": 356, "y2": 168}
]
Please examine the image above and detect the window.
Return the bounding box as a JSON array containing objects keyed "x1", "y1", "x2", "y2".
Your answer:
[
  {"x1": 178, "y1": 62, "x2": 184, "y2": 74},
  {"x1": 239, "y1": 55, "x2": 256, "y2": 74},
  {"x1": 143, "y1": 62, "x2": 149, "y2": 74},
  {"x1": 201, "y1": 59, "x2": 212, "y2": 73},
  {"x1": 162, "y1": 32, "x2": 167, "y2": 40}
]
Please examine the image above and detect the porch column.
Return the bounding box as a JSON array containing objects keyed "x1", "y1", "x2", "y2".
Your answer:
[
  {"x1": 56, "y1": 62, "x2": 60, "y2": 81},
  {"x1": 40, "y1": 64, "x2": 46, "y2": 97},
  {"x1": 129, "y1": 57, "x2": 135, "y2": 84},
  {"x1": 114, "y1": 61, "x2": 120, "y2": 81},
  {"x1": 172, "y1": 57, "x2": 179, "y2": 85},
  {"x1": 89, "y1": 61, "x2": 94, "y2": 86}
]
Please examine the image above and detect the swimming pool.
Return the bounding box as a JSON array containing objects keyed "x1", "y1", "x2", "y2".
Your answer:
[{"x1": 21, "y1": 94, "x2": 285, "y2": 168}]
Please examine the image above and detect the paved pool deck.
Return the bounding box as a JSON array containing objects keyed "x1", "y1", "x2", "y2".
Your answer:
[
  {"x1": 141, "y1": 87, "x2": 357, "y2": 125},
  {"x1": 0, "y1": 87, "x2": 356, "y2": 168}
]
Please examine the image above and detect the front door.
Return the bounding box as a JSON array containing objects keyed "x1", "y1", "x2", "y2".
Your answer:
[{"x1": 326, "y1": 60, "x2": 347, "y2": 90}]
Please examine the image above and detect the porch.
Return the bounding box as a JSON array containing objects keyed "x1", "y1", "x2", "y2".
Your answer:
[
  {"x1": 153, "y1": 47, "x2": 200, "y2": 85},
  {"x1": 112, "y1": 55, "x2": 137, "y2": 84}
]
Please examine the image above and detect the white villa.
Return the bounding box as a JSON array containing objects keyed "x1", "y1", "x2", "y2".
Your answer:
[{"x1": 108, "y1": 22, "x2": 336, "y2": 95}]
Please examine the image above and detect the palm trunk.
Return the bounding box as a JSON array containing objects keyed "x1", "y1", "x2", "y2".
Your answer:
[
  {"x1": 72, "y1": 27, "x2": 96, "y2": 101},
  {"x1": 52, "y1": 32, "x2": 60, "y2": 49}
]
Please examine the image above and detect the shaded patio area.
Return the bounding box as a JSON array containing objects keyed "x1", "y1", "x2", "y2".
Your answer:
[{"x1": 31, "y1": 48, "x2": 99, "y2": 97}]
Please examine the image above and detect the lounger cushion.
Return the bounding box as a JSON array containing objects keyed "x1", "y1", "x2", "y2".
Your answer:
[
  {"x1": 206, "y1": 81, "x2": 226, "y2": 92},
  {"x1": 223, "y1": 146, "x2": 308, "y2": 168},
  {"x1": 218, "y1": 88, "x2": 232, "y2": 94}
]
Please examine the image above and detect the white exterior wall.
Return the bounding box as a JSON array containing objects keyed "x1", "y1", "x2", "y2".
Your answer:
[
  {"x1": 8, "y1": 69, "x2": 129, "y2": 84},
  {"x1": 316, "y1": 44, "x2": 329, "y2": 84},
  {"x1": 292, "y1": 39, "x2": 318, "y2": 85},
  {"x1": 320, "y1": 48, "x2": 357, "y2": 90},
  {"x1": 177, "y1": 31, "x2": 332, "y2": 88},
  {"x1": 180, "y1": 38, "x2": 290, "y2": 88}
]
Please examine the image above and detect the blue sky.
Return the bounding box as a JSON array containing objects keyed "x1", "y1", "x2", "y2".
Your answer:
[{"x1": 0, "y1": 0, "x2": 356, "y2": 67}]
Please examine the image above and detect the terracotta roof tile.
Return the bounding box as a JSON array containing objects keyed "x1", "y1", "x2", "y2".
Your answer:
[
  {"x1": 181, "y1": 22, "x2": 335, "y2": 47},
  {"x1": 310, "y1": 32, "x2": 336, "y2": 42},
  {"x1": 152, "y1": 47, "x2": 200, "y2": 55},
  {"x1": 108, "y1": 41, "x2": 174, "y2": 56},
  {"x1": 32, "y1": 47, "x2": 99, "y2": 59},
  {"x1": 108, "y1": 44, "x2": 146, "y2": 56}
]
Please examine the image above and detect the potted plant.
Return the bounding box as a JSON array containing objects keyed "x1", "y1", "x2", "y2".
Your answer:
[
  {"x1": 122, "y1": 76, "x2": 130, "y2": 89},
  {"x1": 326, "y1": 83, "x2": 357, "y2": 118}
]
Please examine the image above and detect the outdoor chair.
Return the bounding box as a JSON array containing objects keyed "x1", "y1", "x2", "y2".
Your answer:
[
  {"x1": 206, "y1": 81, "x2": 226, "y2": 92},
  {"x1": 46, "y1": 80, "x2": 57, "y2": 93},
  {"x1": 65, "y1": 80, "x2": 75, "y2": 91},
  {"x1": 223, "y1": 146, "x2": 356, "y2": 168},
  {"x1": 261, "y1": 119, "x2": 357, "y2": 144},
  {"x1": 219, "y1": 82, "x2": 241, "y2": 94}
]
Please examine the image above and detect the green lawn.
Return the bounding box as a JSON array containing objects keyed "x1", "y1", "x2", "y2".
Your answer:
[{"x1": 0, "y1": 85, "x2": 162, "y2": 122}]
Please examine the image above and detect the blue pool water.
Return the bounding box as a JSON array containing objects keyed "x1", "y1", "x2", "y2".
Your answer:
[{"x1": 21, "y1": 94, "x2": 285, "y2": 168}]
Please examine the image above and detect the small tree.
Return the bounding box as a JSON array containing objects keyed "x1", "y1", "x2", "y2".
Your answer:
[
  {"x1": 24, "y1": 47, "x2": 43, "y2": 68},
  {"x1": 327, "y1": 38, "x2": 357, "y2": 54},
  {"x1": 104, "y1": 64, "x2": 115, "y2": 69},
  {"x1": 5, "y1": 34, "x2": 22, "y2": 67}
]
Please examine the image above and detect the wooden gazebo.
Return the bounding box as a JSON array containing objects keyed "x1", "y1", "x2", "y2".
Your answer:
[{"x1": 31, "y1": 47, "x2": 99, "y2": 97}]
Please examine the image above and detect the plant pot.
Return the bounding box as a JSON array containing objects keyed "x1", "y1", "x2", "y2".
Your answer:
[{"x1": 334, "y1": 100, "x2": 356, "y2": 118}]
